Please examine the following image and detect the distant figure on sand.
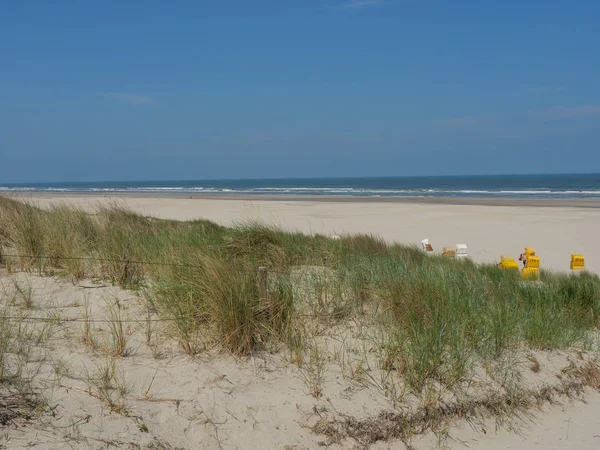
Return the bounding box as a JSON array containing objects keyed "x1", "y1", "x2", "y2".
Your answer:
[{"x1": 518, "y1": 253, "x2": 527, "y2": 268}]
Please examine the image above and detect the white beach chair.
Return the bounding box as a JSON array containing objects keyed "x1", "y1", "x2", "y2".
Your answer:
[{"x1": 421, "y1": 239, "x2": 433, "y2": 252}]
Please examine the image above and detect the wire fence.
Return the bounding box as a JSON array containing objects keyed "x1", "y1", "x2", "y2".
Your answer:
[
  {"x1": 0, "y1": 253, "x2": 368, "y2": 325},
  {"x1": 0, "y1": 253, "x2": 205, "y2": 269},
  {"x1": 0, "y1": 315, "x2": 187, "y2": 324},
  {"x1": 0, "y1": 253, "x2": 371, "y2": 281}
]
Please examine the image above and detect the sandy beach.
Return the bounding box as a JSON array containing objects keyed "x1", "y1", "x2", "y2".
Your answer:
[
  {"x1": 19, "y1": 193, "x2": 600, "y2": 275},
  {"x1": 0, "y1": 271, "x2": 598, "y2": 450},
  {"x1": 1, "y1": 193, "x2": 600, "y2": 450}
]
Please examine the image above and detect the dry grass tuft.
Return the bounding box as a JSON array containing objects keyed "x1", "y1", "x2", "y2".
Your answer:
[
  {"x1": 81, "y1": 298, "x2": 98, "y2": 351},
  {"x1": 297, "y1": 343, "x2": 326, "y2": 398},
  {"x1": 318, "y1": 385, "x2": 553, "y2": 445},
  {"x1": 572, "y1": 360, "x2": 600, "y2": 390},
  {"x1": 0, "y1": 305, "x2": 45, "y2": 427},
  {"x1": 86, "y1": 358, "x2": 130, "y2": 414},
  {"x1": 104, "y1": 299, "x2": 130, "y2": 357},
  {"x1": 11, "y1": 278, "x2": 34, "y2": 309},
  {"x1": 312, "y1": 359, "x2": 600, "y2": 447}
]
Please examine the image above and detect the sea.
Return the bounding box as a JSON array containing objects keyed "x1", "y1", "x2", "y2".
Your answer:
[{"x1": 2, "y1": 173, "x2": 600, "y2": 199}]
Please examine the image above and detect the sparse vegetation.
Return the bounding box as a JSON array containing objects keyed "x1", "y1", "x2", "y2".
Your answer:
[
  {"x1": 297, "y1": 341, "x2": 326, "y2": 398},
  {"x1": 313, "y1": 360, "x2": 600, "y2": 448},
  {"x1": 0, "y1": 307, "x2": 45, "y2": 426},
  {"x1": 104, "y1": 298, "x2": 130, "y2": 357},
  {"x1": 11, "y1": 278, "x2": 34, "y2": 309},
  {"x1": 86, "y1": 358, "x2": 130, "y2": 413},
  {"x1": 81, "y1": 297, "x2": 97, "y2": 350},
  {"x1": 1, "y1": 195, "x2": 600, "y2": 447}
]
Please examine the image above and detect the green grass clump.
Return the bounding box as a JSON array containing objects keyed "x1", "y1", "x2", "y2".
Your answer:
[
  {"x1": 0, "y1": 197, "x2": 47, "y2": 267},
  {"x1": 147, "y1": 256, "x2": 294, "y2": 355}
]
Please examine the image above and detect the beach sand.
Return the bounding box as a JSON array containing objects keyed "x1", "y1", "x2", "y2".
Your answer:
[
  {"x1": 2, "y1": 271, "x2": 599, "y2": 450},
  {"x1": 21, "y1": 193, "x2": 600, "y2": 274},
  {"x1": 2, "y1": 194, "x2": 599, "y2": 449}
]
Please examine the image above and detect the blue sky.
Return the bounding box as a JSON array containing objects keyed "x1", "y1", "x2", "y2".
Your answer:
[{"x1": 1, "y1": 0, "x2": 599, "y2": 182}]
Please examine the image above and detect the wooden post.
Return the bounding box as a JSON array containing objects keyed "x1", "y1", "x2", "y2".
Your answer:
[{"x1": 258, "y1": 267, "x2": 268, "y2": 300}]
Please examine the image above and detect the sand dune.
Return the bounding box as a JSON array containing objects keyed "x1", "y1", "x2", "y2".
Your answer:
[
  {"x1": 1, "y1": 271, "x2": 599, "y2": 450},
  {"x1": 2, "y1": 194, "x2": 599, "y2": 449}
]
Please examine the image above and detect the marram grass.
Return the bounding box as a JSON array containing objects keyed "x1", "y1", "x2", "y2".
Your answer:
[{"x1": 1, "y1": 195, "x2": 599, "y2": 392}]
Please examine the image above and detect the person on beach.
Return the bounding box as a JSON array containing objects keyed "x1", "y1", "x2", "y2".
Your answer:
[{"x1": 518, "y1": 253, "x2": 527, "y2": 268}]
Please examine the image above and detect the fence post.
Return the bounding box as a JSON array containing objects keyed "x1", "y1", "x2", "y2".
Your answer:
[
  {"x1": 258, "y1": 267, "x2": 268, "y2": 300},
  {"x1": 0, "y1": 249, "x2": 8, "y2": 273}
]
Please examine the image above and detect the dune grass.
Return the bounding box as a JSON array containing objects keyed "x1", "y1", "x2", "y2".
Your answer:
[{"x1": 1, "y1": 195, "x2": 599, "y2": 394}]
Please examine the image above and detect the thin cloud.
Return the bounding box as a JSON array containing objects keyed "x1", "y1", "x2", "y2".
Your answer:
[
  {"x1": 335, "y1": 0, "x2": 385, "y2": 9},
  {"x1": 98, "y1": 92, "x2": 156, "y2": 105},
  {"x1": 437, "y1": 105, "x2": 600, "y2": 127},
  {"x1": 538, "y1": 105, "x2": 600, "y2": 119},
  {"x1": 529, "y1": 86, "x2": 567, "y2": 94},
  {"x1": 434, "y1": 105, "x2": 600, "y2": 136}
]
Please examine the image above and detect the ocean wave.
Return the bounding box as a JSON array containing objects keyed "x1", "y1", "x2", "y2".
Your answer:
[{"x1": 2, "y1": 186, "x2": 600, "y2": 198}]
